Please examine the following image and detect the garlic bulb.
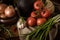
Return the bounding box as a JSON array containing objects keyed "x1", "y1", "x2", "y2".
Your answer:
[{"x1": 17, "y1": 18, "x2": 26, "y2": 29}]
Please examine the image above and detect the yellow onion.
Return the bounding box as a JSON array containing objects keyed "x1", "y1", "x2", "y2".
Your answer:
[
  {"x1": 0, "y1": 14, "x2": 7, "y2": 19},
  {"x1": 0, "y1": 3, "x2": 7, "y2": 14},
  {"x1": 5, "y1": 6, "x2": 15, "y2": 17}
]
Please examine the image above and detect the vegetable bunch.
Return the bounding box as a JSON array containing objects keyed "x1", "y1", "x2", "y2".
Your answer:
[
  {"x1": 27, "y1": 0, "x2": 50, "y2": 27},
  {"x1": 26, "y1": 14, "x2": 60, "y2": 40}
]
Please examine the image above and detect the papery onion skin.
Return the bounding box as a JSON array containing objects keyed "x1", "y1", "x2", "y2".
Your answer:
[
  {"x1": 0, "y1": 14, "x2": 7, "y2": 19},
  {"x1": 0, "y1": 3, "x2": 7, "y2": 14},
  {"x1": 37, "y1": 18, "x2": 46, "y2": 26},
  {"x1": 4, "y1": 6, "x2": 15, "y2": 17},
  {"x1": 27, "y1": 17, "x2": 36, "y2": 27}
]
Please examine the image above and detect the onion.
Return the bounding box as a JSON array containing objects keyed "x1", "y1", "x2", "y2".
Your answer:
[
  {"x1": 4, "y1": 6, "x2": 15, "y2": 17},
  {"x1": 0, "y1": 14, "x2": 7, "y2": 19},
  {"x1": 0, "y1": 3, "x2": 7, "y2": 14},
  {"x1": 27, "y1": 17, "x2": 36, "y2": 27}
]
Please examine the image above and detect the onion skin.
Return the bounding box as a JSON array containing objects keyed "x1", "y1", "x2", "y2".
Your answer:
[
  {"x1": 37, "y1": 18, "x2": 46, "y2": 26},
  {"x1": 27, "y1": 17, "x2": 36, "y2": 27},
  {"x1": 4, "y1": 6, "x2": 15, "y2": 17},
  {"x1": 0, "y1": 3, "x2": 7, "y2": 14},
  {"x1": 0, "y1": 14, "x2": 7, "y2": 19},
  {"x1": 30, "y1": 11, "x2": 37, "y2": 18},
  {"x1": 34, "y1": 1, "x2": 43, "y2": 10},
  {"x1": 0, "y1": 3, "x2": 7, "y2": 19}
]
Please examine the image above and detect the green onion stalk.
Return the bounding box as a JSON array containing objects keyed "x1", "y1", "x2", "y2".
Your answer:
[{"x1": 26, "y1": 14, "x2": 60, "y2": 40}]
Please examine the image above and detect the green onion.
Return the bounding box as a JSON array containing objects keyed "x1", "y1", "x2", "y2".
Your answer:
[{"x1": 26, "y1": 14, "x2": 60, "y2": 40}]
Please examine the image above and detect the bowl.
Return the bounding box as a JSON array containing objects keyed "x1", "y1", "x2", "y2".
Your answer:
[{"x1": 0, "y1": 16, "x2": 18, "y2": 25}]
